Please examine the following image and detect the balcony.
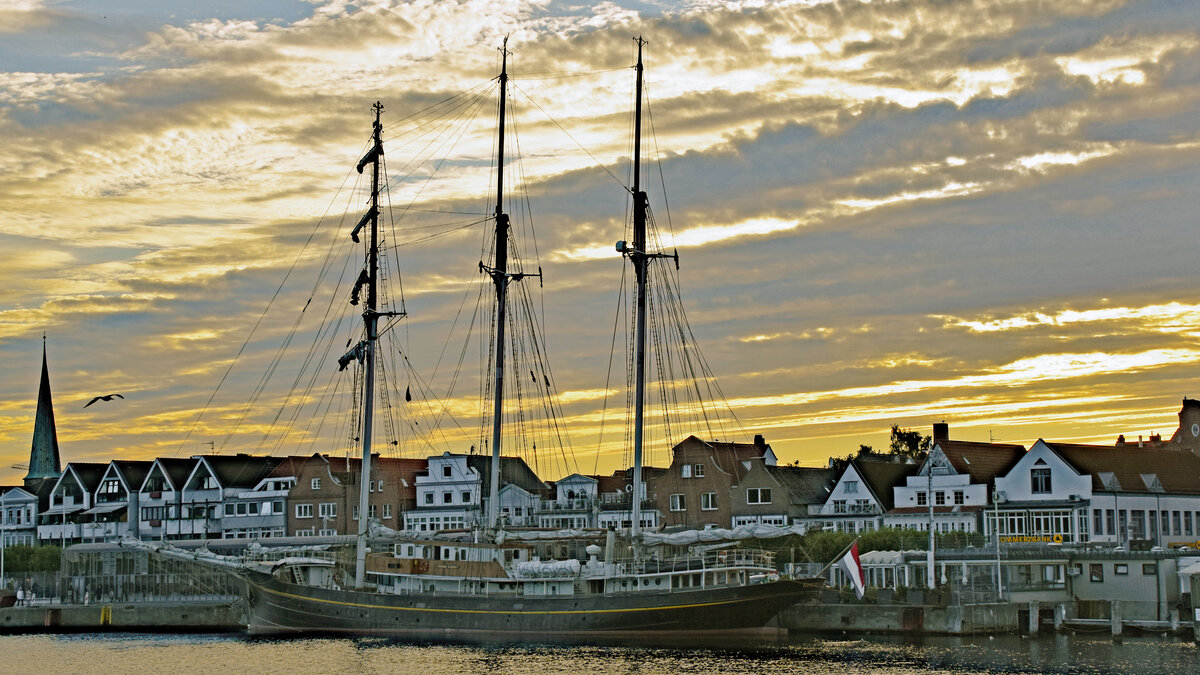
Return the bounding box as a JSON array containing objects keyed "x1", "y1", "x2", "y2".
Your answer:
[
  {"x1": 540, "y1": 498, "x2": 594, "y2": 512},
  {"x1": 599, "y1": 493, "x2": 657, "y2": 510}
]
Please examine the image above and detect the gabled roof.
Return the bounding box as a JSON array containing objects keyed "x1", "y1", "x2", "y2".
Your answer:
[
  {"x1": 109, "y1": 460, "x2": 153, "y2": 491},
  {"x1": 191, "y1": 454, "x2": 285, "y2": 489},
  {"x1": 143, "y1": 457, "x2": 198, "y2": 491},
  {"x1": 1046, "y1": 442, "x2": 1200, "y2": 495},
  {"x1": 933, "y1": 440, "x2": 1026, "y2": 484},
  {"x1": 672, "y1": 435, "x2": 772, "y2": 473},
  {"x1": 853, "y1": 459, "x2": 919, "y2": 511},
  {"x1": 765, "y1": 465, "x2": 837, "y2": 505},
  {"x1": 466, "y1": 455, "x2": 547, "y2": 497},
  {"x1": 61, "y1": 462, "x2": 108, "y2": 493}
]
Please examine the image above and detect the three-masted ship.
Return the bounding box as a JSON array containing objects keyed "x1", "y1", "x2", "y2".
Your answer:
[{"x1": 235, "y1": 39, "x2": 822, "y2": 640}]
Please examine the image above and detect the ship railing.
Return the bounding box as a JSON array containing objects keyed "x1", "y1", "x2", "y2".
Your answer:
[{"x1": 611, "y1": 548, "x2": 774, "y2": 576}]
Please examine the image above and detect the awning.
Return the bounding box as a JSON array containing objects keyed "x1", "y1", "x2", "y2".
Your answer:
[
  {"x1": 1179, "y1": 562, "x2": 1200, "y2": 576},
  {"x1": 43, "y1": 504, "x2": 86, "y2": 516},
  {"x1": 82, "y1": 502, "x2": 127, "y2": 516}
]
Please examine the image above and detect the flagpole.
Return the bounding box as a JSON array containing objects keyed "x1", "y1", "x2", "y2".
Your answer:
[{"x1": 815, "y1": 536, "x2": 861, "y2": 577}]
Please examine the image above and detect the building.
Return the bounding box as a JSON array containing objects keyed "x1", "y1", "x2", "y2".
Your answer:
[
  {"x1": 887, "y1": 424, "x2": 1025, "y2": 534},
  {"x1": 84, "y1": 460, "x2": 153, "y2": 542},
  {"x1": 654, "y1": 434, "x2": 776, "y2": 530},
  {"x1": 178, "y1": 454, "x2": 287, "y2": 539},
  {"x1": 0, "y1": 486, "x2": 38, "y2": 547},
  {"x1": 730, "y1": 459, "x2": 836, "y2": 527},
  {"x1": 38, "y1": 462, "x2": 107, "y2": 545},
  {"x1": 812, "y1": 458, "x2": 917, "y2": 534},
  {"x1": 405, "y1": 453, "x2": 545, "y2": 533},
  {"x1": 595, "y1": 468, "x2": 663, "y2": 529},
  {"x1": 137, "y1": 457, "x2": 199, "y2": 540},
  {"x1": 287, "y1": 454, "x2": 425, "y2": 537}
]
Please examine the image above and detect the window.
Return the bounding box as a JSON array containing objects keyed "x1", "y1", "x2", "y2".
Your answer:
[
  {"x1": 693, "y1": 464, "x2": 705, "y2": 478},
  {"x1": 1093, "y1": 509, "x2": 1103, "y2": 536},
  {"x1": 248, "y1": 502, "x2": 259, "y2": 515},
  {"x1": 669, "y1": 494, "x2": 686, "y2": 511},
  {"x1": 1114, "y1": 564, "x2": 1128, "y2": 575},
  {"x1": 318, "y1": 503, "x2": 337, "y2": 518},
  {"x1": 461, "y1": 491, "x2": 471, "y2": 503},
  {"x1": 424, "y1": 492, "x2": 433, "y2": 505},
  {"x1": 443, "y1": 465, "x2": 452, "y2": 478},
  {"x1": 1187, "y1": 511, "x2": 1194, "y2": 536},
  {"x1": 318, "y1": 528, "x2": 337, "y2": 537},
  {"x1": 701, "y1": 493, "x2": 718, "y2": 510},
  {"x1": 681, "y1": 464, "x2": 692, "y2": 479},
  {"x1": 369, "y1": 504, "x2": 377, "y2": 518},
  {"x1": 1174, "y1": 511, "x2": 1182, "y2": 536},
  {"x1": 443, "y1": 491, "x2": 452, "y2": 504},
  {"x1": 1161, "y1": 510, "x2": 1169, "y2": 534},
  {"x1": 1030, "y1": 468, "x2": 1051, "y2": 494},
  {"x1": 1142, "y1": 563, "x2": 1157, "y2": 575},
  {"x1": 1106, "y1": 509, "x2": 1115, "y2": 536},
  {"x1": 311, "y1": 477, "x2": 321, "y2": 490},
  {"x1": 916, "y1": 492, "x2": 927, "y2": 507},
  {"x1": 383, "y1": 504, "x2": 392, "y2": 520},
  {"x1": 352, "y1": 505, "x2": 359, "y2": 520},
  {"x1": 368, "y1": 481, "x2": 374, "y2": 493},
  {"x1": 1089, "y1": 563, "x2": 1103, "y2": 583},
  {"x1": 378, "y1": 480, "x2": 384, "y2": 492},
  {"x1": 101, "y1": 479, "x2": 120, "y2": 494},
  {"x1": 1149, "y1": 510, "x2": 1158, "y2": 536},
  {"x1": 833, "y1": 500, "x2": 847, "y2": 513},
  {"x1": 224, "y1": 503, "x2": 236, "y2": 516},
  {"x1": 295, "y1": 503, "x2": 313, "y2": 519},
  {"x1": 746, "y1": 488, "x2": 772, "y2": 504},
  {"x1": 844, "y1": 480, "x2": 858, "y2": 494},
  {"x1": 953, "y1": 491, "x2": 964, "y2": 505},
  {"x1": 935, "y1": 491, "x2": 946, "y2": 506}
]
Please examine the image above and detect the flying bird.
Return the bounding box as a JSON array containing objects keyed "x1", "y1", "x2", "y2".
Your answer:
[{"x1": 84, "y1": 394, "x2": 124, "y2": 408}]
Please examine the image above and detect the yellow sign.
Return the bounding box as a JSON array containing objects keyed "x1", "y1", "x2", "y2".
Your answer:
[{"x1": 1000, "y1": 535, "x2": 1058, "y2": 543}]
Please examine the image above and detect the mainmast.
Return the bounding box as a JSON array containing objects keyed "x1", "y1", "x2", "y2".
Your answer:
[
  {"x1": 480, "y1": 38, "x2": 526, "y2": 531},
  {"x1": 618, "y1": 38, "x2": 678, "y2": 547},
  {"x1": 345, "y1": 101, "x2": 393, "y2": 588}
]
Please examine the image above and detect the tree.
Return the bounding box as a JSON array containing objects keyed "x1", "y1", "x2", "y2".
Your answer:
[{"x1": 888, "y1": 425, "x2": 931, "y2": 461}]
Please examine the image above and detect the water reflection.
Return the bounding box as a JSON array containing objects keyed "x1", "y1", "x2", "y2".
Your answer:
[{"x1": 2, "y1": 631, "x2": 1196, "y2": 674}]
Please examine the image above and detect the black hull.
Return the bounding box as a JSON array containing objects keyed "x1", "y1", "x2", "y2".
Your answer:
[{"x1": 243, "y1": 571, "x2": 820, "y2": 641}]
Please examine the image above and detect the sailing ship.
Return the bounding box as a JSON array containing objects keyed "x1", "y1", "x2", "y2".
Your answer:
[{"x1": 187, "y1": 39, "x2": 821, "y2": 640}]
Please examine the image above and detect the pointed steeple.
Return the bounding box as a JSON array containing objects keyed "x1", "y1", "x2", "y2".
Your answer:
[{"x1": 26, "y1": 337, "x2": 62, "y2": 487}]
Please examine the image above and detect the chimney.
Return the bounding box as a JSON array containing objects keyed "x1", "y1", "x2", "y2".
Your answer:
[
  {"x1": 753, "y1": 434, "x2": 766, "y2": 448},
  {"x1": 1116, "y1": 434, "x2": 1125, "y2": 446},
  {"x1": 932, "y1": 422, "x2": 949, "y2": 442},
  {"x1": 1138, "y1": 435, "x2": 1143, "y2": 448}
]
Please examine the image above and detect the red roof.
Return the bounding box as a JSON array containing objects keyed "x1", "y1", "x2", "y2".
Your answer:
[
  {"x1": 1046, "y1": 442, "x2": 1200, "y2": 495},
  {"x1": 935, "y1": 440, "x2": 1026, "y2": 484}
]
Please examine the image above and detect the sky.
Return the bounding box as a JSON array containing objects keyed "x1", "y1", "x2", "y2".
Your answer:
[{"x1": 2, "y1": 0, "x2": 1199, "y2": 485}]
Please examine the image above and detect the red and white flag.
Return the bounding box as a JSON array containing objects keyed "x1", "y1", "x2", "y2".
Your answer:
[{"x1": 836, "y1": 541, "x2": 865, "y2": 599}]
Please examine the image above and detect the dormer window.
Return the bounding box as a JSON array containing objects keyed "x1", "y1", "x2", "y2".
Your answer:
[
  {"x1": 312, "y1": 477, "x2": 321, "y2": 490},
  {"x1": 693, "y1": 464, "x2": 705, "y2": 478},
  {"x1": 443, "y1": 465, "x2": 452, "y2": 478},
  {"x1": 1031, "y1": 467, "x2": 1052, "y2": 494}
]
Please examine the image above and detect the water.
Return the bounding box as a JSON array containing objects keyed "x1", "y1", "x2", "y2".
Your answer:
[{"x1": 1, "y1": 632, "x2": 1196, "y2": 674}]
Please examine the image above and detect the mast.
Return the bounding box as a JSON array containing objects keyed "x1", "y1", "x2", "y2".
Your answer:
[
  {"x1": 629, "y1": 37, "x2": 648, "y2": 543},
  {"x1": 483, "y1": 39, "x2": 512, "y2": 530},
  {"x1": 354, "y1": 102, "x2": 385, "y2": 588},
  {"x1": 617, "y1": 38, "x2": 678, "y2": 546}
]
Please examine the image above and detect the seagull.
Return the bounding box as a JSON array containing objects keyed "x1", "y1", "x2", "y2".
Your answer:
[{"x1": 84, "y1": 394, "x2": 124, "y2": 408}]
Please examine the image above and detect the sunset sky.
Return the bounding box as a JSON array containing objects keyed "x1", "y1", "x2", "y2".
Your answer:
[{"x1": 2, "y1": 0, "x2": 1199, "y2": 485}]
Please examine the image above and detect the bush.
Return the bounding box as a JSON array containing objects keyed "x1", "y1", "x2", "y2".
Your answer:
[{"x1": 1, "y1": 545, "x2": 61, "y2": 573}]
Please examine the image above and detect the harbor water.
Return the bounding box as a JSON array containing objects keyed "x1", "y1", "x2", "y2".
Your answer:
[{"x1": 1, "y1": 632, "x2": 1196, "y2": 674}]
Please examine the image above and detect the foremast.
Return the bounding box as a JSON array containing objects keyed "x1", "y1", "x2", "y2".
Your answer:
[
  {"x1": 345, "y1": 101, "x2": 403, "y2": 588},
  {"x1": 619, "y1": 38, "x2": 675, "y2": 546}
]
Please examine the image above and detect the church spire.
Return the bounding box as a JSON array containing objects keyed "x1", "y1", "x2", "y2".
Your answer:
[{"x1": 26, "y1": 337, "x2": 62, "y2": 487}]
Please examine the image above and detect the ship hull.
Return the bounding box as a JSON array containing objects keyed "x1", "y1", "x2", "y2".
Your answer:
[{"x1": 243, "y1": 571, "x2": 820, "y2": 641}]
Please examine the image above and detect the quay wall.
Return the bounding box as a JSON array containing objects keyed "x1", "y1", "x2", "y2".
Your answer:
[
  {"x1": 0, "y1": 602, "x2": 244, "y2": 633},
  {"x1": 781, "y1": 602, "x2": 1020, "y2": 635}
]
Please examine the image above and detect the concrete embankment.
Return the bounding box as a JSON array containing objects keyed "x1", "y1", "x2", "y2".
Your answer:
[
  {"x1": 0, "y1": 601, "x2": 245, "y2": 633},
  {"x1": 780, "y1": 602, "x2": 1020, "y2": 635}
]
